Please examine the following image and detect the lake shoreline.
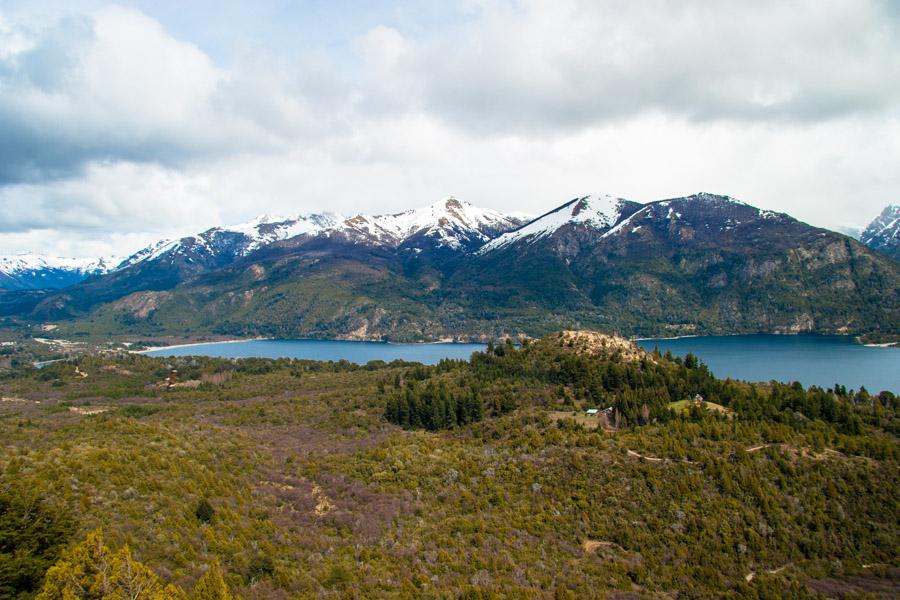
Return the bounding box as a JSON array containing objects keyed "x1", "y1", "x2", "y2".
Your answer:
[
  {"x1": 134, "y1": 337, "x2": 273, "y2": 354},
  {"x1": 135, "y1": 332, "x2": 899, "y2": 355},
  {"x1": 132, "y1": 330, "x2": 890, "y2": 352},
  {"x1": 138, "y1": 334, "x2": 899, "y2": 391}
]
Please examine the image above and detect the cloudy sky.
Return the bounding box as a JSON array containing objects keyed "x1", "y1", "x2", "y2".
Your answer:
[{"x1": 0, "y1": 0, "x2": 898, "y2": 258}]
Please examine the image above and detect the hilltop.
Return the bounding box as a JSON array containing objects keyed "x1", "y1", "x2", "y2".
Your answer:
[{"x1": 542, "y1": 330, "x2": 648, "y2": 362}]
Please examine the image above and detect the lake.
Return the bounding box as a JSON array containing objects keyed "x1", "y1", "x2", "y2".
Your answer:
[
  {"x1": 144, "y1": 339, "x2": 486, "y2": 366},
  {"x1": 634, "y1": 335, "x2": 898, "y2": 393},
  {"x1": 144, "y1": 335, "x2": 899, "y2": 392}
]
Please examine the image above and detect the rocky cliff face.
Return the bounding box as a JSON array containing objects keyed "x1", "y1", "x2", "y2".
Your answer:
[{"x1": 860, "y1": 204, "x2": 900, "y2": 261}]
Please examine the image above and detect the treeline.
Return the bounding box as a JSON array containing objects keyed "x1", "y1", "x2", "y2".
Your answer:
[{"x1": 382, "y1": 374, "x2": 520, "y2": 430}]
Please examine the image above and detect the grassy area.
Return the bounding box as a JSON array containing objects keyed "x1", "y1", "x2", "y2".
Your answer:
[{"x1": 668, "y1": 398, "x2": 736, "y2": 417}]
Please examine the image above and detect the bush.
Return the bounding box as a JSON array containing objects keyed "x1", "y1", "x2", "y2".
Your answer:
[{"x1": 194, "y1": 498, "x2": 215, "y2": 524}]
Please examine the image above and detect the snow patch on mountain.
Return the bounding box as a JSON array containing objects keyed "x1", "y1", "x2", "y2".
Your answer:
[
  {"x1": 0, "y1": 253, "x2": 122, "y2": 290},
  {"x1": 217, "y1": 213, "x2": 343, "y2": 253},
  {"x1": 480, "y1": 194, "x2": 630, "y2": 252},
  {"x1": 860, "y1": 204, "x2": 900, "y2": 259},
  {"x1": 0, "y1": 253, "x2": 120, "y2": 275},
  {"x1": 682, "y1": 192, "x2": 747, "y2": 205},
  {"x1": 117, "y1": 239, "x2": 179, "y2": 269},
  {"x1": 338, "y1": 197, "x2": 521, "y2": 249},
  {"x1": 119, "y1": 213, "x2": 345, "y2": 269}
]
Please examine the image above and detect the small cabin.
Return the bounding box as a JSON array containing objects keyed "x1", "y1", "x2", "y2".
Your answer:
[{"x1": 585, "y1": 408, "x2": 599, "y2": 415}]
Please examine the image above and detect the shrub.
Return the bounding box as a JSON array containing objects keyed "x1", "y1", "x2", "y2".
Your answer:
[{"x1": 194, "y1": 498, "x2": 215, "y2": 524}]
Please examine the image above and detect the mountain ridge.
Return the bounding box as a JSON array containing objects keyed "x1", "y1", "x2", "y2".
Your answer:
[
  {"x1": 2, "y1": 193, "x2": 897, "y2": 342},
  {"x1": 0, "y1": 253, "x2": 121, "y2": 291}
]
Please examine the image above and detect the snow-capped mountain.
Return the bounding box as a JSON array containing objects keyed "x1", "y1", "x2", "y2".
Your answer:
[
  {"x1": 479, "y1": 193, "x2": 788, "y2": 255},
  {"x1": 0, "y1": 253, "x2": 121, "y2": 290},
  {"x1": 119, "y1": 197, "x2": 523, "y2": 271},
  {"x1": 480, "y1": 194, "x2": 640, "y2": 252},
  {"x1": 4, "y1": 192, "x2": 898, "y2": 342},
  {"x1": 860, "y1": 204, "x2": 900, "y2": 261},
  {"x1": 38, "y1": 197, "x2": 524, "y2": 316},
  {"x1": 338, "y1": 197, "x2": 525, "y2": 251},
  {"x1": 118, "y1": 213, "x2": 343, "y2": 270}
]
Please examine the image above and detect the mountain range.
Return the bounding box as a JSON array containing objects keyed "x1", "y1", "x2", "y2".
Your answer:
[
  {"x1": 0, "y1": 254, "x2": 121, "y2": 291},
  {"x1": 1, "y1": 194, "x2": 898, "y2": 341}
]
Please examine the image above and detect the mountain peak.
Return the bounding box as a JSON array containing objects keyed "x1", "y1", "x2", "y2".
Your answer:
[
  {"x1": 0, "y1": 252, "x2": 122, "y2": 272},
  {"x1": 686, "y1": 192, "x2": 735, "y2": 202},
  {"x1": 436, "y1": 195, "x2": 462, "y2": 207},
  {"x1": 480, "y1": 194, "x2": 633, "y2": 252},
  {"x1": 338, "y1": 197, "x2": 522, "y2": 250},
  {"x1": 860, "y1": 204, "x2": 900, "y2": 260}
]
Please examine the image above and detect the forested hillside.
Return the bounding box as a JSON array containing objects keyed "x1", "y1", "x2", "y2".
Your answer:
[{"x1": 0, "y1": 332, "x2": 897, "y2": 598}]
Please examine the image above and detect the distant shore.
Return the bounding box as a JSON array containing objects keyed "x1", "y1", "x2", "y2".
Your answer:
[
  {"x1": 632, "y1": 334, "x2": 700, "y2": 341},
  {"x1": 135, "y1": 337, "x2": 272, "y2": 353},
  {"x1": 131, "y1": 332, "x2": 900, "y2": 353},
  {"x1": 135, "y1": 336, "x2": 492, "y2": 353}
]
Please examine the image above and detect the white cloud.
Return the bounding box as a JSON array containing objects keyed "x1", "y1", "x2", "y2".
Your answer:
[
  {"x1": 394, "y1": 0, "x2": 900, "y2": 132},
  {"x1": 0, "y1": 1, "x2": 898, "y2": 258},
  {"x1": 0, "y1": 5, "x2": 327, "y2": 183}
]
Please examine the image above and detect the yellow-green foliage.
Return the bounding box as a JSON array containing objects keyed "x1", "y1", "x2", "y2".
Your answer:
[
  {"x1": 0, "y1": 348, "x2": 897, "y2": 598},
  {"x1": 35, "y1": 529, "x2": 236, "y2": 600},
  {"x1": 191, "y1": 563, "x2": 233, "y2": 600},
  {"x1": 36, "y1": 529, "x2": 186, "y2": 600}
]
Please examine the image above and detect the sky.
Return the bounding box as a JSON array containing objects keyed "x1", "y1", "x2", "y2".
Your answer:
[{"x1": 0, "y1": 0, "x2": 898, "y2": 258}]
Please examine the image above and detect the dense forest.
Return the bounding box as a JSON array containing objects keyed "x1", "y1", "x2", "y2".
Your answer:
[{"x1": 0, "y1": 331, "x2": 897, "y2": 598}]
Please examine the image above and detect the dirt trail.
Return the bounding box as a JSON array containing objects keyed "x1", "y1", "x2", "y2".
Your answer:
[
  {"x1": 626, "y1": 449, "x2": 696, "y2": 464},
  {"x1": 746, "y1": 565, "x2": 787, "y2": 582},
  {"x1": 582, "y1": 539, "x2": 617, "y2": 554},
  {"x1": 627, "y1": 442, "x2": 865, "y2": 465},
  {"x1": 746, "y1": 444, "x2": 773, "y2": 453},
  {"x1": 745, "y1": 443, "x2": 862, "y2": 461},
  {"x1": 626, "y1": 449, "x2": 666, "y2": 462}
]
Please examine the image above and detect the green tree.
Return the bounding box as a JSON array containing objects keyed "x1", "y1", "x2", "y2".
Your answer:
[
  {"x1": 191, "y1": 563, "x2": 233, "y2": 600},
  {"x1": 195, "y1": 498, "x2": 215, "y2": 524},
  {"x1": 36, "y1": 529, "x2": 186, "y2": 600},
  {"x1": 0, "y1": 489, "x2": 74, "y2": 599}
]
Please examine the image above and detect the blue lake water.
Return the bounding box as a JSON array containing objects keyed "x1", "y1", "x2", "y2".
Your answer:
[
  {"x1": 145, "y1": 339, "x2": 487, "y2": 366},
  {"x1": 634, "y1": 335, "x2": 898, "y2": 393},
  {"x1": 144, "y1": 335, "x2": 899, "y2": 392}
]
